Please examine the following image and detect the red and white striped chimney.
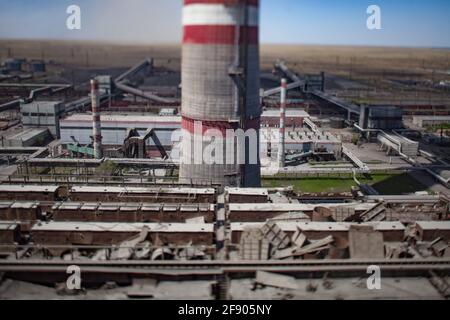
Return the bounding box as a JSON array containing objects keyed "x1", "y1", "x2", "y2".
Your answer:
[
  {"x1": 90, "y1": 79, "x2": 103, "y2": 159},
  {"x1": 278, "y1": 78, "x2": 287, "y2": 167},
  {"x1": 179, "y1": 0, "x2": 261, "y2": 187}
]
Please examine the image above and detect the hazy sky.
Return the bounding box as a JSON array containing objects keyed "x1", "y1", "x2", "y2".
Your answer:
[{"x1": 0, "y1": 0, "x2": 449, "y2": 47}]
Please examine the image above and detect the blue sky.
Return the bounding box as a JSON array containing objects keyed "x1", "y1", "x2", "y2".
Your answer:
[{"x1": 0, "y1": 0, "x2": 449, "y2": 47}]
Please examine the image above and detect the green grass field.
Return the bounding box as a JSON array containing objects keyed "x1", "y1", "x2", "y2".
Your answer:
[{"x1": 262, "y1": 173, "x2": 428, "y2": 195}]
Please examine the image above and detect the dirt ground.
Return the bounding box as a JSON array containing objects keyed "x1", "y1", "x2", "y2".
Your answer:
[
  {"x1": 1, "y1": 39, "x2": 449, "y2": 78},
  {"x1": 2, "y1": 39, "x2": 448, "y2": 105}
]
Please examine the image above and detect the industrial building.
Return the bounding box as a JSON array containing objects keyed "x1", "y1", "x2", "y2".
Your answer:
[
  {"x1": 412, "y1": 115, "x2": 450, "y2": 128},
  {"x1": 59, "y1": 109, "x2": 311, "y2": 159},
  {"x1": 0, "y1": 0, "x2": 450, "y2": 302},
  {"x1": 359, "y1": 105, "x2": 404, "y2": 130},
  {"x1": 20, "y1": 101, "x2": 64, "y2": 138},
  {"x1": 261, "y1": 109, "x2": 308, "y2": 128},
  {"x1": 60, "y1": 113, "x2": 179, "y2": 151},
  {"x1": 260, "y1": 128, "x2": 342, "y2": 160},
  {"x1": 3, "y1": 128, "x2": 49, "y2": 147}
]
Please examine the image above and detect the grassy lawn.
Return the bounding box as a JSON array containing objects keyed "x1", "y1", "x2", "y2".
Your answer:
[{"x1": 262, "y1": 173, "x2": 428, "y2": 195}]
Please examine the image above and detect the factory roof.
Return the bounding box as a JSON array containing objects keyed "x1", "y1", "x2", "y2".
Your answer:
[
  {"x1": 260, "y1": 128, "x2": 341, "y2": 144},
  {"x1": 10, "y1": 202, "x2": 39, "y2": 209},
  {"x1": 230, "y1": 221, "x2": 405, "y2": 232},
  {"x1": 262, "y1": 109, "x2": 309, "y2": 118},
  {"x1": 6, "y1": 128, "x2": 48, "y2": 142},
  {"x1": 0, "y1": 223, "x2": 19, "y2": 231},
  {"x1": 412, "y1": 115, "x2": 450, "y2": 120},
  {"x1": 31, "y1": 222, "x2": 214, "y2": 233},
  {"x1": 225, "y1": 187, "x2": 268, "y2": 196},
  {"x1": 229, "y1": 203, "x2": 375, "y2": 212},
  {"x1": 415, "y1": 221, "x2": 450, "y2": 230},
  {"x1": 61, "y1": 113, "x2": 181, "y2": 125},
  {"x1": 0, "y1": 202, "x2": 12, "y2": 209},
  {"x1": 61, "y1": 110, "x2": 309, "y2": 125},
  {"x1": 70, "y1": 186, "x2": 215, "y2": 195},
  {"x1": 20, "y1": 100, "x2": 63, "y2": 110},
  {"x1": 0, "y1": 185, "x2": 61, "y2": 193}
]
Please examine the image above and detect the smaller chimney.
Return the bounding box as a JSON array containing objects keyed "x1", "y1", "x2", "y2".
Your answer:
[
  {"x1": 278, "y1": 78, "x2": 287, "y2": 168},
  {"x1": 91, "y1": 79, "x2": 103, "y2": 159}
]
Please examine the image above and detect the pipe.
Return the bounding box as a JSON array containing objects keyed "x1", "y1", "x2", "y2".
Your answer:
[
  {"x1": 114, "y1": 82, "x2": 175, "y2": 104},
  {"x1": 114, "y1": 58, "x2": 175, "y2": 104},
  {"x1": 278, "y1": 79, "x2": 287, "y2": 168},
  {"x1": 0, "y1": 99, "x2": 20, "y2": 112},
  {"x1": 115, "y1": 58, "x2": 153, "y2": 83},
  {"x1": 90, "y1": 79, "x2": 103, "y2": 159}
]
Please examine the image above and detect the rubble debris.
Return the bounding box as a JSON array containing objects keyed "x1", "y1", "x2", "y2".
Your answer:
[
  {"x1": 292, "y1": 228, "x2": 308, "y2": 248},
  {"x1": 322, "y1": 273, "x2": 334, "y2": 290},
  {"x1": 133, "y1": 241, "x2": 151, "y2": 259},
  {"x1": 268, "y1": 227, "x2": 333, "y2": 260},
  {"x1": 404, "y1": 223, "x2": 421, "y2": 243},
  {"x1": 352, "y1": 278, "x2": 368, "y2": 289},
  {"x1": 407, "y1": 246, "x2": 423, "y2": 259},
  {"x1": 62, "y1": 250, "x2": 83, "y2": 261},
  {"x1": 415, "y1": 221, "x2": 450, "y2": 241},
  {"x1": 178, "y1": 246, "x2": 206, "y2": 260},
  {"x1": 92, "y1": 248, "x2": 109, "y2": 261},
  {"x1": 429, "y1": 237, "x2": 449, "y2": 257},
  {"x1": 127, "y1": 278, "x2": 157, "y2": 298},
  {"x1": 306, "y1": 282, "x2": 318, "y2": 292},
  {"x1": 101, "y1": 282, "x2": 117, "y2": 290},
  {"x1": 348, "y1": 225, "x2": 385, "y2": 259},
  {"x1": 239, "y1": 228, "x2": 270, "y2": 260},
  {"x1": 55, "y1": 282, "x2": 85, "y2": 296},
  {"x1": 255, "y1": 271, "x2": 298, "y2": 290},
  {"x1": 212, "y1": 275, "x2": 230, "y2": 300},
  {"x1": 110, "y1": 226, "x2": 149, "y2": 260},
  {"x1": 260, "y1": 221, "x2": 291, "y2": 256},
  {"x1": 270, "y1": 211, "x2": 310, "y2": 222},
  {"x1": 360, "y1": 203, "x2": 387, "y2": 222},
  {"x1": 329, "y1": 206, "x2": 357, "y2": 222},
  {"x1": 292, "y1": 236, "x2": 334, "y2": 258},
  {"x1": 428, "y1": 271, "x2": 450, "y2": 299},
  {"x1": 271, "y1": 246, "x2": 297, "y2": 260},
  {"x1": 151, "y1": 247, "x2": 175, "y2": 260},
  {"x1": 312, "y1": 207, "x2": 334, "y2": 222}
]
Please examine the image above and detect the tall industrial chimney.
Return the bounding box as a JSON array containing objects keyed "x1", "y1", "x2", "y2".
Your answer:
[
  {"x1": 90, "y1": 79, "x2": 103, "y2": 159},
  {"x1": 179, "y1": 0, "x2": 261, "y2": 187},
  {"x1": 278, "y1": 78, "x2": 287, "y2": 168}
]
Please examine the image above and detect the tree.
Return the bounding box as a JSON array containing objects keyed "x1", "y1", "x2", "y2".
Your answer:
[{"x1": 96, "y1": 160, "x2": 118, "y2": 176}]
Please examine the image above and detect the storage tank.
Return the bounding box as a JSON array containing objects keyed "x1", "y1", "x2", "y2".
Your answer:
[{"x1": 179, "y1": 0, "x2": 261, "y2": 187}]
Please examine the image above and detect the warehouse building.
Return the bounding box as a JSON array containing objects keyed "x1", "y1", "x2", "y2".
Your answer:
[
  {"x1": 261, "y1": 109, "x2": 308, "y2": 128},
  {"x1": 412, "y1": 115, "x2": 450, "y2": 128},
  {"x1": 21, "y1": 101, "x2": 64, "y2": 138},
  {"x1": 60, "y1": 113, "x2": 180, "y2": 149},
  {"x1": 260, "y1": 128, "x2": 342, "y2": 160},
  {"x1": 4, "y1": 128, "x2": 49, "y2": 147},
  {"x1": 60, "y1": 110, "x2": 312, "y2": 152}
]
